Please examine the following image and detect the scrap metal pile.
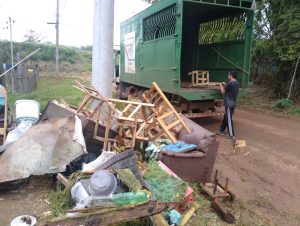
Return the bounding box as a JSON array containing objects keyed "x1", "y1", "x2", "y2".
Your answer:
[{"x1": 0, "y1": 81, "x2": 224, "y2": 225}]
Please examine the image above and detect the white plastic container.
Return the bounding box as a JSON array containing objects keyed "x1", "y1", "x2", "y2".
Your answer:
[
  {"x1": 89, "y1": 171, "x2": 117, "y2": 196},
  {"x1": 10, "y1": 215, "x2": 36, "y2": 226},
  {"x1": 15, "y1": 100, "x2": 40, "y2": 124}
]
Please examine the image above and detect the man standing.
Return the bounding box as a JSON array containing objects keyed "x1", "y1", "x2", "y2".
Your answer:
[{"x1": 216, "y1": 70, "x2": 239, "y2": 140}]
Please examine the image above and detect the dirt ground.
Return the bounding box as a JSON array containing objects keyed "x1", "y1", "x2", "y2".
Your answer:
[
  {"x1": 195, "y1": 107, "x2": 300, "y2": 226},
  {"x1": 0, "y1": 176, "x2": 52, "y2": 226}
]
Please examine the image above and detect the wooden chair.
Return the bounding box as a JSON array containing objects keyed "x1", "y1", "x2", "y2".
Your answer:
[{"x1": 143, "y1": 82, "x2": 191, "y2": 146}]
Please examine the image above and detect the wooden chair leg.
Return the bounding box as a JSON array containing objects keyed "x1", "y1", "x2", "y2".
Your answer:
[{"x1": 103, "y1": 108, "x2": 112, "y2": 151}]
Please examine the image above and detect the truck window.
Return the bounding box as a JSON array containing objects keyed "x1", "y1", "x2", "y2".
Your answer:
[
  {"x1": 199, "y1": 13, "x2": 247, "y2": 45},
  {"x1": 143, "y1": 4, "x2": 177, "y2": 42}
]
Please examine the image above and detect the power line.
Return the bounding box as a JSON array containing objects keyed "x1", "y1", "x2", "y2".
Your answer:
[
  {"x1": 60, "y1": 0, "x2": 68, "y2": 19},
  {"x1": 7, "y1": 17, "x2": 15, "y2": 66},
  {"x1": 55, "y1": 0, "x2": 59, "y2": 74}
]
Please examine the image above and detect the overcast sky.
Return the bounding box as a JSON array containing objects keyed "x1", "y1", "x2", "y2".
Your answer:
[{"x1": 0, "y1": 0, "x2": 149, "y2": 47}]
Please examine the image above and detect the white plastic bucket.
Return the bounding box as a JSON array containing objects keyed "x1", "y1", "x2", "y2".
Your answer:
[
  {"x1": 89, "y1": 171, "x2": 117, "y2": 196},
  {"x1": 15, "y1": 100, "x2": 40, "y2": 124}
]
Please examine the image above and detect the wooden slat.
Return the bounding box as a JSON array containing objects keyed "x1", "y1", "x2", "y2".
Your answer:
[
  {"x1": 151, "y1": 82, "x2": 191, "y2": 134},
  {"x1": 122, "y1": 103, "x2": 133, "y2": 114},
  {"x1": 44, "y1": 201, "x2": 171, "y2": 226},
  {"x1": 116, "y1": 116, "x2": 144, "y2": 123},
  {"x1": 128, "y1": 105, "x2": 142, "y2": 118},
  {"x1": 108, "y1": 98, "x2": 154, "y2": 107}
]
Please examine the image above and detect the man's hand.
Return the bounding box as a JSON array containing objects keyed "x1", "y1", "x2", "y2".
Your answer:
[{"x1": 219, "y1": 82, "x2": 225, "y2": 94}]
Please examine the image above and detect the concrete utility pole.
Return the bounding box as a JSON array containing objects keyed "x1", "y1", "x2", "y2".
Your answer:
[
  {"x1": 55, "y1": 0, "x2": 60, "y2": 74},
  {"x1": 47, "y1": 0, "x2": 60, "y2": 74},
  {"x1": 92, "y1": 0, "x2": 115, "y2": 97},
  {"x1": 8, "y1": 17, "x2": 14, "y2": 67}
]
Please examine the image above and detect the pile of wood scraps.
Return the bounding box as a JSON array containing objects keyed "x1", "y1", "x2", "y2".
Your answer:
[{"x1": 62, "y1": 81, "x2": 191, "y2": 151}]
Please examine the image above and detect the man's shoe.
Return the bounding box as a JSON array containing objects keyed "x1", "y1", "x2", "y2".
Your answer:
[
  {"x1": 230, "y1": 136, "x2": 236, "y2": 140},
  {"x1": 215, "y1": 131, "x2": 224, "y2": 136}
]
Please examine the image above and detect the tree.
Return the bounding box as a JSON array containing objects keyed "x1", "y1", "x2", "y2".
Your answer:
[
  {"x1": 253, "y1": 0, "x2": 300, "y2": 99},
  {"x1": 23, "y1": 29, "x2": 45, "y2": 43}
]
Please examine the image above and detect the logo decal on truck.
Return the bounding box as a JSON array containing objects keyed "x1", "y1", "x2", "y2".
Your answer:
[{"x1": 124, "y1": 32, "x2": 135, "y2": 74}]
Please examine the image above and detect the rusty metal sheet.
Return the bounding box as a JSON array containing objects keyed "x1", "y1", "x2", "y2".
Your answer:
[{"x1": 0, "y1": 116, "x2": 85, "y2": 183}]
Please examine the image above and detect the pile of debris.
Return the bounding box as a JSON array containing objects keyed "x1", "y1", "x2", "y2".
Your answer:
[{"x1": 0, "y1": 81, "x2": 225, "y2": 225}]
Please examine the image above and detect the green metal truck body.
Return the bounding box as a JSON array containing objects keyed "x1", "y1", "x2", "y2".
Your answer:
[{"x1": 119, "y1": 0, "x2": 254, "y2": 110}]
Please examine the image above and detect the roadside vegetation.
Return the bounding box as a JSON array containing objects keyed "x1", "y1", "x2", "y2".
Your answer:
[
  {"x1": 251, "y1": 0, "x2": 300, "y2": 101},
  {"x1": 238, "y1": 91, "x2": 300, "y2": 118}
]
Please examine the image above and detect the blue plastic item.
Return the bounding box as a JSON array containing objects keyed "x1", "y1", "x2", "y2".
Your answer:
[
  {"x1": 0, "y1": 97, "x2": 5, "y2": 106},
  {"x1": 168, "y1": 209, "x2": 182, "y2": 225},
  {"x1": 161, "y1": 141, "x2": 197, "y2": 153}
]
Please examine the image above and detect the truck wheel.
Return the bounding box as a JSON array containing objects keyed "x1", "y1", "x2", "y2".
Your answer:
[
  {"x1": 118, "y1": 82, "x2": 127, "y2": 99},
  {"x1": 126, "y1": 86, "x2": 139, "y2": 97}
]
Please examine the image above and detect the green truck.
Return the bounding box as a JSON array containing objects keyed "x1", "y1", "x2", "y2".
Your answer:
[{"x1": 119, "y1": 0, "x2": 254, "y2": 117}]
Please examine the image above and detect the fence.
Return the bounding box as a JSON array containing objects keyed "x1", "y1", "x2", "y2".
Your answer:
[{"x1": 1, "y1": 52, "x2": 39, "y2": 93}]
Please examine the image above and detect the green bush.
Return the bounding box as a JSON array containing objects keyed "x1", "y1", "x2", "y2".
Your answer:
[
  {"x1": 0, "y1": 41, "x2": 82, "y2": 64},
  {"x1": 271, "y1": 99, "x2": 294, "y2": 110}
]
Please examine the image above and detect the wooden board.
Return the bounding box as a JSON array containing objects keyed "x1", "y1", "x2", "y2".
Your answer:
[
  {"x1": 44, "y1": 201, "x2": 170, "y2": 226},
  {"x1": 200, "y1": 182, "x2": 230, "y2": 200}
]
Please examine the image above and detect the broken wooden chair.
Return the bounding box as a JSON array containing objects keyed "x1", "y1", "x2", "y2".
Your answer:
[
  {"x1": 200, "y1": 169, "x2": 235, "y2": 223},
  {"x1": 142, "y1": 82, "x2": 191, "y2": 146},
  {"x1": 108, "y1": 98, "x2": 154, "y2": 148},
  {"x1": 73, "y1": 81, "x2": 120, "y2": 151}
]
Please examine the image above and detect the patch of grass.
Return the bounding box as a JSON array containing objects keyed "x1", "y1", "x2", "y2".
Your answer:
[
  {"x1": 48, "y1": 185, "x2": 75, "y2": 218},
  {"x1": 187, "y1": 184, "x2": 222, "y2": 226},
  {"x1": 279, "y1": 210, "x2": 300, "y2": 222},
  {"x1": 234, "y1": 201, "x2": 270, "y2": 226},
  {"x1": 291, "y1": 106, "x2": 300, "y2": 116},
  {"x1": 238, "y1": 96, "x2": 261, "y2": 107},
  {"x1": 48, "y1": 172, "x2": 83, "y2": 218},
  {"x1": 112, "y1": 91, "x2": 126, "y2": 111},
  {"x1": 7, "y1": 74, "x2": 86, "y2": 114},
  {"x1": 271, "y1": 99, "x2": 294, "y2": 110},
  {"x1": 239, "y1": 95, "x2": 300, "y2": 118},
  {"x1": 144, "y1": 160, "x2": 188, "y2": 202},
  {"x1": 187, "y1": 184, "x2": 271, "y2": 226}
]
